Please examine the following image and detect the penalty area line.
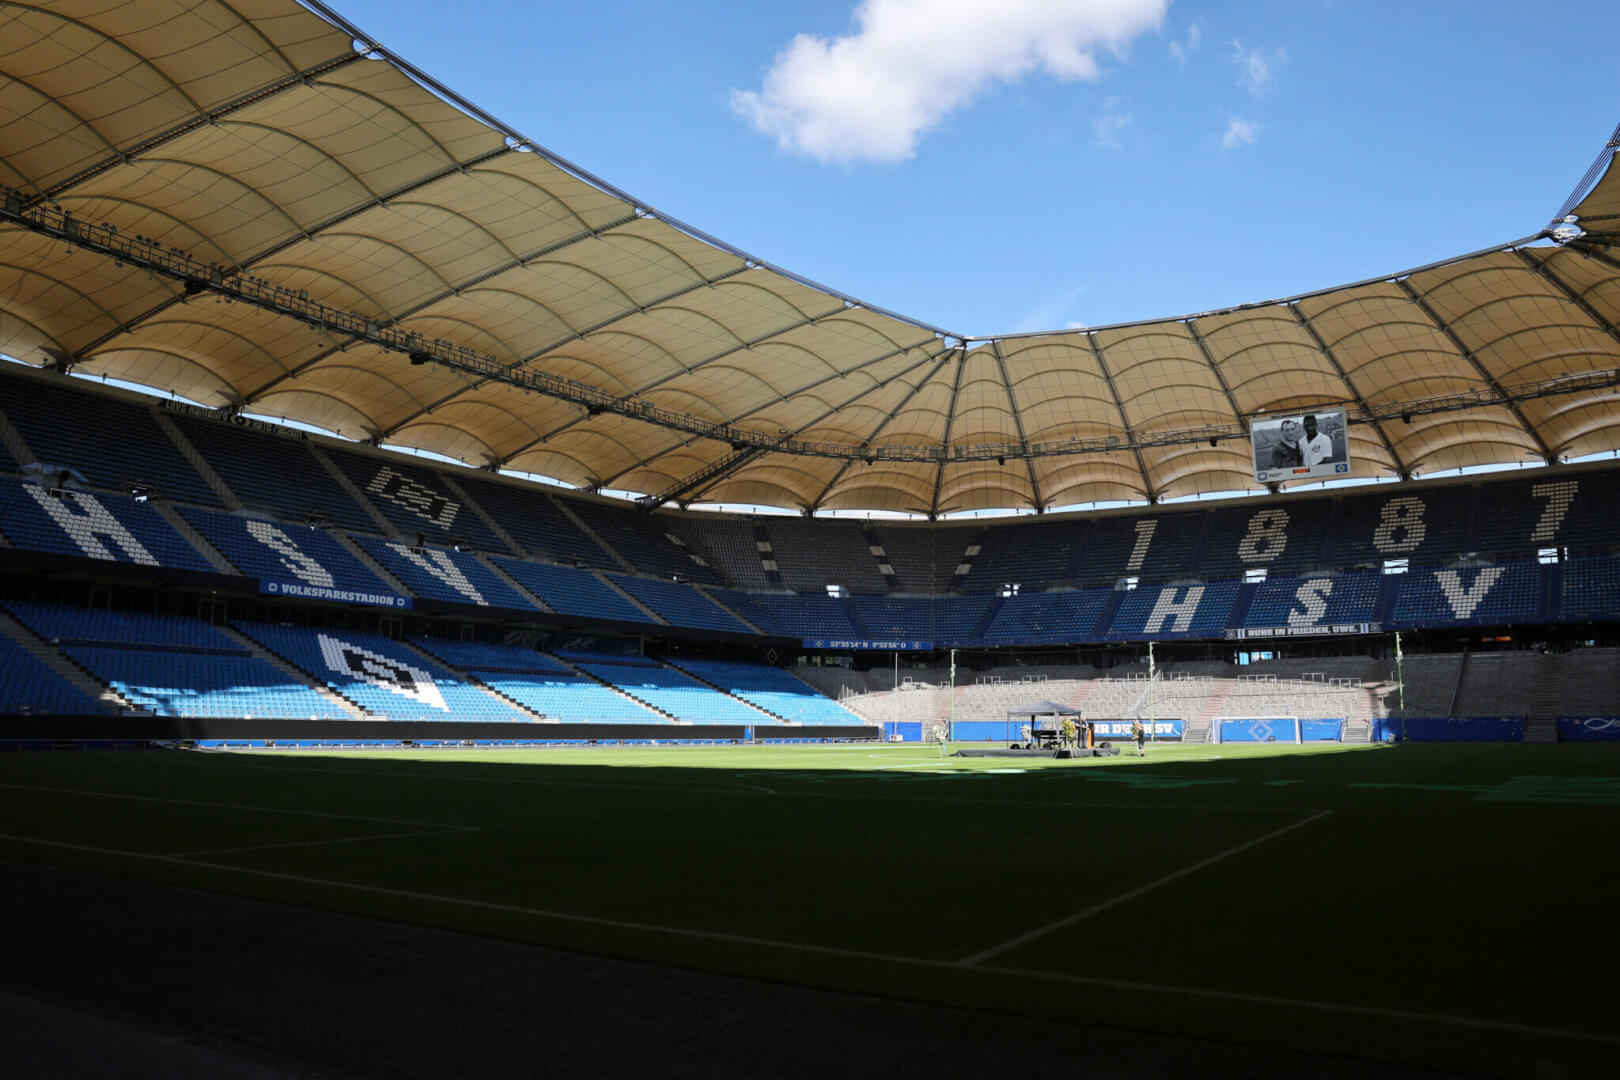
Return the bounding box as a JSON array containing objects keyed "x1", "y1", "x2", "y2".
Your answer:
[
  {"x1": 0, "y1": 830, "x2": 1613, "y2": 1049},
  {"x1": 957, "y1": 809, "x2": 1334, "y2": 967}
]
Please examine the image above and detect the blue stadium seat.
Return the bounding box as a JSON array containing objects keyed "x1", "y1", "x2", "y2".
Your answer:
[
  {"x1": 491, "y1": 558, "x2": 654, "y2": 622},
  {"x1": 1389, "y1": 562, "x2": 1542, "y2": 627},
  {"x1": 1108, "y1": 581, "x2": 1241, "y2": 638},
  {"x1": 174, "y1": 417, "x2": 376, "y2": 532},
  {"x1": 1241, "y1": 570, "x2": 1381, "y2": 629},
  {"x1": 608, "y1": 574, "x2": 752, "y2": 633},
  {"x1": 666, "y1": 657, "x2": 861, "y2": 725},
  {"x1": 323, "y1": 448, "x2": 505, "y2": 552},
  {"x1": 0, "y1": 631, "x2": 103, "y2": 714},
  {"x1": 351, "y1": 535, "x2": 535, "y2": 609},
  {"x1": 0, "y1": 479, "x2": 214, "y2": 571},
  {"x1": 981, "y1": 590, "x2": 1111, "y2": 644},
  {"x1": 181, "y1": 507, "x2": 399, "y2": 598}
]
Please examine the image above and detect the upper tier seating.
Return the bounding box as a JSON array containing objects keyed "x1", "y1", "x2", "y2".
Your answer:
[
  {"x1": 960, "y1": 518, "x2": 1089, "y2": 592},
  {"x1": 1331, "y1": 485, "x2": 1471, "y2": 569},
  {"x1": 849, "y1": 595, "x2": 993, "y2": 643},
  {"x1": 564, "y1": 653, "x2": 761, "y2": 724},
  {"x1": 447, "y1": 474, "x2": 615, "y2": 568},
  {"x1": 567, "y1": 501, "x2": 721, "y2": 584},
  {"x1": 234, "y1": 622, "x2": 529, "y2": 722},
  {"x1": 0, "y1": 630, "x2": 102, "y2": 714},
  {"x1": 717, "y1": 591, "x2": 857, "y2": 640},
  {"x1": 323, "y1": 448, "x2": 504, "y2": 552},
  {"x1": 1241, "y1": 570, "x2": 1382, "y2": 629},
  {"x1": 350, "y1": 536, "x2": 535, "y2": 610},
  {"x1": 1476, "y1": 472, "x2": 1620, "y2": 557},
  {"x1": 491, "y1": 558, "x2": 654, "y2": 623},
  {"x1": 1108, "y1": 581, "x2": 1242, "y2": 639},
  {"x1": 667, "y1": 658, "x2": 862, "y2": 724},
  {"x1": 0, "y1": 375, "x2": 219, "y2": 506},
  {"x1": 6, "y1": 603, "x2": 345, "y2": 719},
  {"x1": 981, "y1": 590, "x2": 1111, "y2": 645},
  {"x1": 180, "y1": 507, "x2": 398, "y2": 597},
  {"x1": 870, "y1": 524, "x2": 976, "y2": 594},
  {"x1": 761, "y1": 518, "x2": 886, "y2": 593},
  {"x1": 607, "y1": 575, "x2": 752, "y2": 633},
  {"x1": 1389, "y1": 562, "x2": 1541, "y2": 627},
  {"x1": 174, "y1": 418, "x2": 376, "y2": 532},
  {"x1": 1069, "y1": 511, "x2": 1203, "y2": 585},
  {"x1": 1562, "y1": 555, "x2": 1620, "y2": 619},
  {"x1": 1196, "y1": 498, "x2": 1334, "y2": 578},
  {"x1": 665, "y1": 515, "x2": 772, "y2": 589},
  {"x1": 0, "y1": 478, "x2": 214, "y2": 572}
]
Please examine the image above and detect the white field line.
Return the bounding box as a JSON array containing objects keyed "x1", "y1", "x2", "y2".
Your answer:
[
  {"x1": 0, "y1": 826, "x2": 1614, "y2": 1049},
  {"x1": 957, "y1": 810, "x2": 1334, "y2": 967},
  {"x1": 181, "y1": 758, "x2": 1297, "y2": 814},
  {"x1": 0, "y1": 782, "x2": 466, "y2": 830}
]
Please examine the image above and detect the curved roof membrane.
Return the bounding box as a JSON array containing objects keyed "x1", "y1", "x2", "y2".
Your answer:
[{"x1": 2, "y1": 0, "x2": 1619, "y2": 515}]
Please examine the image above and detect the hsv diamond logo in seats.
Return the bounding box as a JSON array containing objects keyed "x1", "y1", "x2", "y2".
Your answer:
[
  {"x1": 317, "y1": 633, "x2": 447, "y2": 710},
  {"x1": 366, "y1": 467, "x2": 458, "y2": 528}
]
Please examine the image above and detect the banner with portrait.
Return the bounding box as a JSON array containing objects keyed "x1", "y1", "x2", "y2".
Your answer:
[{"x1": 1252, "y1": 408, "x2": 1351, "y2": 484}]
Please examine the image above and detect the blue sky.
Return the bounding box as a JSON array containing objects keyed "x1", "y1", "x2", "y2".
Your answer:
[{"x1": 326, "y1": 0, "x2": 1620, "y2": 340}]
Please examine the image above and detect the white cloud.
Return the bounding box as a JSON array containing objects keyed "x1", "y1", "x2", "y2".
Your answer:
[
  {"x1": 1229, "y1": 40, "x2": 1284, "y2": 95},
  {"x1": 731, "y1": 0, "x2": 1169, "y2": 164},
  {"x1": 1168, "y1": 21, "x2": 1202, "y2": 65},
  {"x1": 1221, "y1": 117, "x2": 1259, "y2": 149},
  {"x1": 1092, "y1": 96, "x2": 1133, "y2": 149}
]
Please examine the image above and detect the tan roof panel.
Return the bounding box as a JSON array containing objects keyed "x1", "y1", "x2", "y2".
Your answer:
[{"x1": 2, "y1": 0, "x2": 1619, "y2": 516}]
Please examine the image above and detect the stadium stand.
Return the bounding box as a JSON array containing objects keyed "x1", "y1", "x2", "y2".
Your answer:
[
  {"x1": 491, "y1": 558, "x2": 655, "y2": 622},
  {"x1": 666, "y1": 658, "x2": 863, "y2": 724},
  {"x1": 567, "y1": 501, "x2": 721, "y2": 584},
  {"x1": 234, "y1": 622, "x2": 530, "y2": 722},
  {"x1": 560, "y1": 652, "x2": 759, "y2": 723},
  {"x1": 664, "y1": 514, "x2": 771, "y2": 590},
  {"x1": 1109, "y1": 581, "x2": 1242, "y2": 639},
  {"x1": 350, "y1": 535, "x2": 536, "y2": 609},
  {"x1": 0, "y1": 373, "x2": 220, "y2": 506},
  {"x1": 1388, "y1": 561, "x2": 1542, "y2": 627},
  {"x1": 323, "y1": 447, "x2": 505, "y2": 552},
  {"x1": 179, "y1": 507, "x2": 399, "y2": 597},
  {"x1": 408, "y1": 638, "x2": 663, "y2": 723},
  {"x1": 607, "y1": 574, "x2": 752, "y2": 633},
  {"x1": 1196, "y1": 499, "x2": 1334, "y2": 577},
  {"x1": 173, "y1": 417, "x2": 377, "y2": 532},
  {"x1": 1070, "y1": 511, "x2": 1204, "y2": 585},
  {"x1": 0, "y1": 478, "x2": 216, "y2": 572},
  {"x1": 1562, "y1": 554, "x2": 1620, "y2": 619},
  {"x1": 0, "y1": 627, "x2": 103, "y2": 714},
  {"x1": 5, "y1": 603, "x2": 348, "y2": 719},
  {"x1": 446, "y1": 474, "x2": 616, "y2": 569},
  {"x1": 1476, "y1": 472, "x2": 1620, "y2": 557},
  {"x1": 958, "y1": 518, "x2": 1088, "y2": 593},
  {"x1": 1331, "y1": 485, "x2": 1472, "y2": 569},
  {"x1": 981, "y1": 590, "x2": 1112, "y2": 645},
  {"x1": 870, "y1": 523, "x2": 974, "y2": 594},
  {"x1": 1240, "y1": 570, "x2": 1382, "y2": 629},
  {"x1": 717, "y1": 591, "x2": 858, "y2": 640},
  {"x1": 760, "y1": 518, "x2": 886, "y2": 594}
]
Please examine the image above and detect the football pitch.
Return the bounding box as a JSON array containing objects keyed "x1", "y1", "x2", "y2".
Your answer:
[{"x1": 1, "y1": 741, "x2": 1616, "y2": 1078}]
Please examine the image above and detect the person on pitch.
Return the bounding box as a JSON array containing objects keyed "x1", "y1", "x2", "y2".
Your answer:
[{"x1": 1132, "y1": 717, "x2": 1146, "y2": 756}]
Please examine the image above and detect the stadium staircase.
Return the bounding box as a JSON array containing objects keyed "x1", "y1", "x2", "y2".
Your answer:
[
  {"x1": 662, "y1": 662, "x2": 787, "y2": 724},
  {"x1": 1527, "y1": 657, "x2": 1566, "y2": 743},
  {"x1": 332, "y1": 532, "x2": 412, "y2": 596},
  {"x1": 697, "y1": 585, "x2": 764, "y2": 633},
  {"x1": 0, "y1": 404, "x2": 36, "y2": 467},
  {"x1": 967, "y1": 595, "x2": 1005, "y2": 641},
  {"x1": 152, "y1": 411, "x2": 238, "y2": 508},
  {"x1": 1190, "y1": 681, "x2": 1237, "y2": 743},
  {"x1": 552, "y1": 499, "x2": 635, "y2": 573},
  {"x1": 0, "y1": 608, "x2": 127, "y2": 713},
  {"x1": 309, "y1": 446, "x2": 395, "y2": 535},
  {"x1": 151, "y1": 502, "x2": 237, "y2": 575},
  {"x1": 551, "y1": 653, "x2": 682, "y2": 723},
  {"x1": 473, "y1": 552, "x2": 555, "y2": 613},
  {"x1": 439, "y1": 474, "x2": 525, "y2": 557},
  {"x1": 216, "y1": 626, "x2": 368, "y2": 720},
  {"x1": 398, "y1": 640, "x2": 548, "y2": 722},
  {"x1": 1341, "y1": 719, "x2": 1373, "y2": 742}
]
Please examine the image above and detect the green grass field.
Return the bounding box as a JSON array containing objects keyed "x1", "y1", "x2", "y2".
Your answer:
[{"x1": 2, "y1": 741, "x2": 1616, "y2": 1078}]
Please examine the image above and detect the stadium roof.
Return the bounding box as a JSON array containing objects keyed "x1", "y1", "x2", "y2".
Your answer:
[{"x1": 2, "y1": 0, "x2": 1619, "y2": 516}]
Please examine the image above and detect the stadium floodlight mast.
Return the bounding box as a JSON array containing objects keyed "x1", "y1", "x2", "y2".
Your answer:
[
  {"x1": 1395, "y1": 631, "x2": 1408, "y2": 743},
  {"x1": 1148, "y1": 640, "x2": 1157, "y2": 748}
]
